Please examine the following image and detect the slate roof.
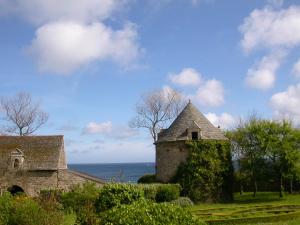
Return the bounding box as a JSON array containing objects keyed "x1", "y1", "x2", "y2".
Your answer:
[
  {"x1": 0, "y1": 135, "x2": 67, "y2": 171},
  {"x1": 157, "y1": 102, "x2": 227, "y2": 143}
]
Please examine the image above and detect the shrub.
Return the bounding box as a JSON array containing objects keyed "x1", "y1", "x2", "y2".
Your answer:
[
  {"x1": 155, "y1": 184, "x2": 181, "y2": 202},
  {"x1": 0, "y1": 192, "x2": 13, "y2": 225},
  {"x1": 11, "y1": 197, "x2": 64, "y2": 225},
  {"x1": 95, "y1": 183, "x2": 144, "y2": 212},
  {"x1": 138, "y1": 174, "x2": 157, "y2": 183},
  {"x1": 171, "y1": 197, "x2": 194, "y2": 207},
  {"x1": 38, "y1": 189, "x2": 63, "y2": 212},
  {"x1": 60, "y1": 182, "x2": 101, "y2": 225},
  {"x1": 100, "y1": 200, "x2": 206, "y2": 225},
  {"x1": 141, "y1": 184, "x2": 158, "y2": 201}
]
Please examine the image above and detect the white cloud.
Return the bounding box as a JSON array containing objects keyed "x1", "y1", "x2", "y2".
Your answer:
[
  {"x1": 205, "y1": 112, "x2": 236, "y2": 129},
  {"x1": 270, "y1": 83, "x2": 300, "y2": 124},
  {"x1": 67, "y1": 140, "x2": 154, "y2": 163},
  {"x1": 84, "y1": 121, "x2": 113, "y2": 134},
  {"x1": 0, "y1": 0, "x2": 123, "y2": 25},
  {"x1": 240, "y1": 6, "x2": 300, "y2": 53},
  {"x1": 292, "y1": 59, "x2": 300, "y2": 78},
  {"x1": 169, "y1": 68, "x2": 202, "y2": 86},
  {"x1": 246, "y1": 51, "x2": 285, "y2": 90},
  {"x1": 240, "y1": 5, "x2": 300, "y2": 89},
  {"x1": 83, "y1": 121, "x2": 138, "y2": 138},
  {"x1": 267, "y1": 0, "x2": 284, "y2": 8},
  {"x1": 194, "y1": 79, "x2": 225, "y2": 107},
  {"x1": 0, "y1": 0, "x2": 142, "y2": 75},
  {"x1": 26, "y1": 22, "x2": 140, "y2": 74}
]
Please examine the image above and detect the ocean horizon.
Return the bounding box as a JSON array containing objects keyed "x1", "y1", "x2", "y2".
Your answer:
[{"x1": 68, "y1": 162, "x2": 155, "y2": 183}]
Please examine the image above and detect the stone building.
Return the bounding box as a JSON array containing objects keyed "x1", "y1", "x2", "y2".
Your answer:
[
  {"x1": 0, "y1": 135, "x2": 104, "y2": 196},
  {"x1": 155, "y1": 101, "x2": 227, "y2": 182}
]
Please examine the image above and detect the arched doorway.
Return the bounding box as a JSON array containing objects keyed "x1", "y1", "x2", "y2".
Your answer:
[{"x1": 7, "y1": 185, "x2": 24, "y2": 195}]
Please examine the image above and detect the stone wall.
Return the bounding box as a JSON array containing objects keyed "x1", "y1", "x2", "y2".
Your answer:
[
  {"x1": 58, "y1": 169, "x2": 104, "y2": 191},
  {"x1": 155, "y1": 141, "x2": 189, "y2": 183},
  {"x1": 0, "y1": 170, "x2": 58, "y2": 196},
  {"x1": 0, "y1": 169, "x2": 104, "y2": 196}
]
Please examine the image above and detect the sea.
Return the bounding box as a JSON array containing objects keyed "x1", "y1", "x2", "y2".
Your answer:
[{"x1": 68, "y1": 162, "x2": 155, "y2": 183}]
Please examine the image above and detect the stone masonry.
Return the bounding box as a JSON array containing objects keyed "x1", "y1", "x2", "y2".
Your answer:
[
  {"x1": 0, "y1": 135, "x2": 104, "y2": 196},
  {"x1": 155, "y1": 102, "x2": 227, "y2": 182}
]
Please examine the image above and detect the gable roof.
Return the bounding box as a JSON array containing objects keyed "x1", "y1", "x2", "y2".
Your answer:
[
  {"x1": 157, "y1": 102, "x2": 227, "y2": 143},
  {"x1": 0, "y1": 135, "x2": 67, "y2": 171}
]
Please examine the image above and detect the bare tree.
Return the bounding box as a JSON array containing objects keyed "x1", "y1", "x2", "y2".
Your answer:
[
  {"x1": 130, "y1": 87, "x2": 186, "y2": 142},
  {"x1": 0, "y1": 92, "x2": 48, "y2": 136}
]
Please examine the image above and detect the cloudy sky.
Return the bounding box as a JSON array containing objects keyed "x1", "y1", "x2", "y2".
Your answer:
[{"x1": 1, "y1": 0, "x2": 300, "y2": 163}]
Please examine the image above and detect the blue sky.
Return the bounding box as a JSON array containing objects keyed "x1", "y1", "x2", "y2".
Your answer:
[{"x1": 1, "y1": 0, "x2": 300, "y2": 163}]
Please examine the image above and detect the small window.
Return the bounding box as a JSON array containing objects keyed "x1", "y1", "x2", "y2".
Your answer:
[
  {"x1": 192, "y1": 132, "x2": 198, "y2": 140},
  {"x1": 14, "y1": 159, "x2": 20, "y2": 169}
]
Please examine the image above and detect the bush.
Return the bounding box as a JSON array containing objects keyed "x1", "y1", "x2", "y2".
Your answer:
[
  {"x1": 141, "y1": 184, "x2": 158, "y2": 201},
  {"x1": 155, "y1": 184, "x2": 181, "y2": 203},
  {"x1": 138, "y1": 174, "x2": 157, "y2": 183},
  {"x1": 95, "y1": 183, "x2": 144, "y2": 212},
  {"x1": 60, "y1": 182, "x2": 101, "y2": 225},
  {"x1": 11, "y1": 197, "x2": 64, "y2": 225},
  {"x1": 100, "y1": 200, "x2": 206, "y2": 225},
  {"x1": 0, "y1": 192, "x2": 13, "y2": 225},
  {"x1": 171, "y1": 197, "x2": 194, "y2": 207}
]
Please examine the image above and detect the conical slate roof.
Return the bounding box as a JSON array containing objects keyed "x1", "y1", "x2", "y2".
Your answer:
[{"x1": 157, "y1": 102, "x2": 227, "y2": 143}]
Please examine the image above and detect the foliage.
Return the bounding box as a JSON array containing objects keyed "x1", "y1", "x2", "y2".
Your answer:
[
  {"x1": 100, "y1": 200, "x2": 206, "y2": 225},
  {"x1": 171, "y1": 197, "x2": 194, "y2": 207},
  {"x1": 138, "y1": 184, "x2": 182, "y2": 202},
  {"x1": 228, "y1": 118, "x2": 300, "y2": 197},
  {"x1": 10, "y1": 195, "x2": 64, "y2": 225},
  {"x1": 0, "y1": 192, "x2": 65, "y2": 225},
  {"x1": 95, "y1": 183, "x2": 144, "y2": 212},
  {"x1": 140, "y1": 184, "x2": 158, "y2": 201},
  {"x1": 174, "y1": 140, "x2": 233, "y2": 203},
  {"x1": 227, "y1": 116, "x2": 267, "y2": 197},
  {"x1": 0, "y1": 192, "x2": 13, "y2": 225},
  {"x1": 137, "y1": 174, "x2": 157, "y2": 183},
  {"x1": 60, "y1": 183, "x2": 101, "y2": 225},
  {"x1": 155, "y1": 184, "x2": 181, "y2": 202}
]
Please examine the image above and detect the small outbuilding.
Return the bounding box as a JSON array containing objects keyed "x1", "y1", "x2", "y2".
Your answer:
[
  {"x1": 0, "y1": 135, "x2": 104, "y2": 196},
  {"x1": 155, "y1": 101, "x2": 227, "y2": 182}
]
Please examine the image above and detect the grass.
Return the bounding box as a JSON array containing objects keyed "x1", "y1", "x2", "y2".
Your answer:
[{"x1": 190, "y1": 192, "x2": 300, "y2": 225}]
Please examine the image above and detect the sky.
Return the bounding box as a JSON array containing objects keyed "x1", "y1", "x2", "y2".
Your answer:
[{"x1": 1, "y1": 0, "x2": 300, "y2": 163}]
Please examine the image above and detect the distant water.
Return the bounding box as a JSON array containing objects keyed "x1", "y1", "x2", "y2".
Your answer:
[{"x1": 68, "y1": 163, "x2": 155, "y2": 183}]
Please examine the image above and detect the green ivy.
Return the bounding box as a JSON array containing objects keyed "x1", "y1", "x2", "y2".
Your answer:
[{"x1": 173, "y1": 140, "x2": 234, "y2": 203}]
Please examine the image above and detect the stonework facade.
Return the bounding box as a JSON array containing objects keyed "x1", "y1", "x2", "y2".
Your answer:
[
  {"x1": 0, "y1": 136, "x2": 104, "y2": 196},
  {"x1": 156, "y1": 141, "x2": 189, "y2": 182},
  {"x1": 155, "y1": 102, "x2": 227, "y2": 182}
]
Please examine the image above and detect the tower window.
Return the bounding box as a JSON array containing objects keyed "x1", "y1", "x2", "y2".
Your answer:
[
  {"x1": 14, "y1": 159, "x2": 20, "y2": 169},
  {"x1": 192, "y1": 132, "x2": 198, "y2": 140}
]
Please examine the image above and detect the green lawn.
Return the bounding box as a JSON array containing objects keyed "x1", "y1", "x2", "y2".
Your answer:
[{"x1": 190, "y1": 192, "x2": 300, "y2": 225}]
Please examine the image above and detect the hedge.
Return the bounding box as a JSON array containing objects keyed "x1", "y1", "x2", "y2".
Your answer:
[{"x1": 100, "y1": 200, "x2": 206, "y2": 225}]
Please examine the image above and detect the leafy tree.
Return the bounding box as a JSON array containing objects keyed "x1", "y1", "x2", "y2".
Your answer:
[
  {"x1": 229, "y1": 116, "x2": 266, "y2": 197},
  {"x1": 228, "y1": 117, "x2": 300, "y2": 197},
  {"x1": 261, "y1": 120, "x2": 300, "y2": 197}
]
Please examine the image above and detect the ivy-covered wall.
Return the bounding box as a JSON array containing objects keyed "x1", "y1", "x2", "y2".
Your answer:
[{"x1": 172, "y1": 140, "x2": 234, "y2": 203}]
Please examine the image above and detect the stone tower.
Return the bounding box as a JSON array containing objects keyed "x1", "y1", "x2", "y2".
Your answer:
[{"x1": 155, "y1": 102, "x2": 227, "y2": 182}]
